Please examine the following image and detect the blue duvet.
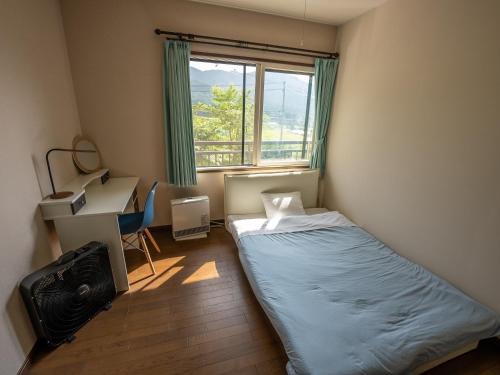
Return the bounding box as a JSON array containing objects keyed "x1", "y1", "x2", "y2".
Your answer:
[{"x1": 237, "y1": 226, "x2": 500, "y2": 375}]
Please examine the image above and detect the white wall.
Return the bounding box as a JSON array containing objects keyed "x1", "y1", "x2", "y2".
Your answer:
[
  {"x1": 0, "y1": 1, "x2": 82, "y2": 373},
  {"x1": 324, "y1": 0, "x2": 500, "y2": 312},
  {"x1": 60, "y1": 0, "x2": 337, "y2": 225}
]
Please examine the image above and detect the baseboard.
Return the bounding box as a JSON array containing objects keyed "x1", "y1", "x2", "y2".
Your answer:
[
  {"x1": 210, "y1": 219, "x2": 225, "y2": 226},
  {"x1": 148, "y1": 224, "x2": 172, "y2": 233},
  {"x1": 17, "y1": 340, "x2": 41, "y2": 375},
  {"x1": 148, "y1": 220, "x2": 225, "y2": 233}
]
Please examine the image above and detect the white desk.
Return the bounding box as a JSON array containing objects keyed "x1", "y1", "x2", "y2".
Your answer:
[{"x1": 40, "y1": 172, "x2": 139, "y2": 292}]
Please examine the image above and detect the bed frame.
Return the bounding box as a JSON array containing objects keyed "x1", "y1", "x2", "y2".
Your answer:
[
  {"x1": 223, "y1": 169, "x2": 479, "y2": 373},
  {"x1": 412, "y1": 341, "x2": 478, "y2": 374}
]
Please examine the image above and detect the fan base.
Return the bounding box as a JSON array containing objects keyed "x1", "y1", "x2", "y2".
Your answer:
[{"x1": 103, "y1": 302, "x2": 112, "y2": 311}]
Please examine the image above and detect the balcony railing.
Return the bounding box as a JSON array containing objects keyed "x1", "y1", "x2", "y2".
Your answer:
[{"x1": 195, "y1": 140, "x2": 313, "y2": 167}]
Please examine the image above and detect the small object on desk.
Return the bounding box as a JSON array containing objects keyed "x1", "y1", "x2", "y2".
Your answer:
[
  {"x1": 100, "y1": 170, "x2": 110, "y2": 184},
  {"x1": 39, "y1": 168, "x2": 110, "y2": 219},
  {"x1": 50, "y1": 191, "x2": 73, "y2": 199},
  {"x1": 45, "y1": 147, "x2": 97, "y2": 200}
]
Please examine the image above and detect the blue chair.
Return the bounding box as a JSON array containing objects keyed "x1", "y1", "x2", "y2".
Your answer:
[{"x1": 119, "y1": 181, "x2": 161, "y2": 275}]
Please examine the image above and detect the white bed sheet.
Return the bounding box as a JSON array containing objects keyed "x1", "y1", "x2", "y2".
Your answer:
[{"x1": 227, "y1": 208, "x2": 356, "y2": 241}]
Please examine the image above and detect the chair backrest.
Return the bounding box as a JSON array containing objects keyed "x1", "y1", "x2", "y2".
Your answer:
[{"x1": 139, "y1": 181, "x2": 159, "y2": 231}]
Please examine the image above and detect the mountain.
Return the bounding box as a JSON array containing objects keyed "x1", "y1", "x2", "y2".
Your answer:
[
  {"x1": 190, "y1": 67, "x2": 248, "y2": 88},
  {"x1": 190, "y1": 67, "x2": 313, "y2": 128}
]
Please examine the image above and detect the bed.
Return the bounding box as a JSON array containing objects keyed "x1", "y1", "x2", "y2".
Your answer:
[{"x1": 224, "y1": 170, "x2": 500, "y2": 375}]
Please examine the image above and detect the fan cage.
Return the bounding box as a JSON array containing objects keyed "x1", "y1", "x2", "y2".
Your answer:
[{"x1": 27, "y1": 245, "x2": 115, "y2": 346}]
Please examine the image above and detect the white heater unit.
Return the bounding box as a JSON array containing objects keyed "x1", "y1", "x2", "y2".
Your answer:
[{"x1": 171, "y1": 196, "x2": 210, "y2": 241}]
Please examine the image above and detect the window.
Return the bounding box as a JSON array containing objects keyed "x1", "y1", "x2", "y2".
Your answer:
[
  {"x1": 190, "y1": 59, "x2": 255, "y2": 167},
  {"x1": 261, "y1": 69, "x2": 315, "y2": 163},
  {"x1": 190, "y1": 58, "x2": 315, "y2": 168}
]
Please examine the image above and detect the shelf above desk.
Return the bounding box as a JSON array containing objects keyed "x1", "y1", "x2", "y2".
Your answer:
[
  {"x1": 40, "y1": 168, "x2": 109, "y2": 204},
  {"x1": 39, "y1": 169, "x2": 138, "y2": 220}
]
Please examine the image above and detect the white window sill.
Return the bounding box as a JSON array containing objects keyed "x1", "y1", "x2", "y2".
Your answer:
[{"x1": 196, "y1": 163, "x2": 310, "y2": 173}]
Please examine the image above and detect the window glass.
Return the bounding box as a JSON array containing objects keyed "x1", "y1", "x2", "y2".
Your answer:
[
  {"x1": 261, "y1": 69, "x2": 315, "y2": 163},
  {"x1": 190, "y1": 60, "x2": 256, "y2": 167}
]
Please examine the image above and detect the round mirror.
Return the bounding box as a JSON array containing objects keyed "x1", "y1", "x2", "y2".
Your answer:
[{"x1": 72, "y1": 136, "x2": 102, "y2": 174}]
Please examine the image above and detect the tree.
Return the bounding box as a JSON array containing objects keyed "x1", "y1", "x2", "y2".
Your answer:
[
  {"x1": 193, "y1": 85, "x2": 254, "y2": 142},
  {"x1": 193, "y1": 86, "x2": 254, "y2": 166}
]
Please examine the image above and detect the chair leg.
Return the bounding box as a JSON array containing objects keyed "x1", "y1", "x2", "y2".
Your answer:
[
  {"x1": 144, "y1": 228, "x2": 161, "y2": 253},
  {"x1": 136, "y1": 233, "x2": 143, "y2": 250},
  {"x1": 139, "y1": 232, "x2": 156, "y2": 275}
]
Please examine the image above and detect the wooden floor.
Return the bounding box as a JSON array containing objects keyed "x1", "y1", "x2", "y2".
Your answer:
[
  {"x1": 27, "y1": 227, "x2": 287, "y2": 375},
  {"x1": 26, "y1": 227, "x2": 500, "y2": 375}
]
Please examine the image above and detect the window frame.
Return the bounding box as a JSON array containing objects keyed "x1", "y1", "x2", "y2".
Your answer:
[{"x1": 190, "y1": 55, "x2": 315, "y2": 171}]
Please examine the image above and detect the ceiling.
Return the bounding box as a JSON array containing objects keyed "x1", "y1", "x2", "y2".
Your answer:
[{"x1": 188, "y1": 0, "x2": 388, "y2": 25}]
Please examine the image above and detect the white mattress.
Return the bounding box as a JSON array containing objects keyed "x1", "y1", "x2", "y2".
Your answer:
[{"x1": 227, "y1": 208, "x2": 354, "y2": 243}]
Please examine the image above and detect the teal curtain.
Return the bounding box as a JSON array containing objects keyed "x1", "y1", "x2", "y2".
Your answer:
[
  {"x1": 162, "y1": 40, "x2": 197, "y2": 186},
  {"x1": 310, "y1": 58, "x2": 339, "y2": 177}
]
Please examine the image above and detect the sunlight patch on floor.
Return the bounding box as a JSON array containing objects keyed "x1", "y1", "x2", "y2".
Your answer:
[
  {"x1": 182, "y1": 261, "x2": 220, "y2": 284},
  {"x1": 128, "y1": 255, "x2": 185, "y2": 278},
  {"x1": 138, "y1": 266, "x2": 184, "y2": 291},
  {"x1": 154, "y1": 255, "x2": 186, "y2": 269}
]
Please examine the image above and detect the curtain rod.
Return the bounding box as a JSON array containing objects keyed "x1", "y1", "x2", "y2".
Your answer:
[{"x1": 154, "y1": 29, "x2": 338, "y2": 60}]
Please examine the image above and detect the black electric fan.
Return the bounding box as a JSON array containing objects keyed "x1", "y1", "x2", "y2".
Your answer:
[{"x1": 20, "y1": 242, "x2": 116, "y2": 346}]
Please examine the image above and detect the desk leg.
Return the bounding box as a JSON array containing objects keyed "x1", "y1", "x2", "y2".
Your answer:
[{"x1": 54, "y1": 214, "x2": 130, "y2": 292}]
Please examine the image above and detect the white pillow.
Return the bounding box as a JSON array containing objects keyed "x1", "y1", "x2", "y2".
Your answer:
[{"x1": 260, "y1": 191, "x2": 306, "y2": 219}]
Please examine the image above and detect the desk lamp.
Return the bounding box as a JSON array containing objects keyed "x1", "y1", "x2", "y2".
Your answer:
[{"x1": 45, "y1": 148, "x2": 97, "y2": 199}]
